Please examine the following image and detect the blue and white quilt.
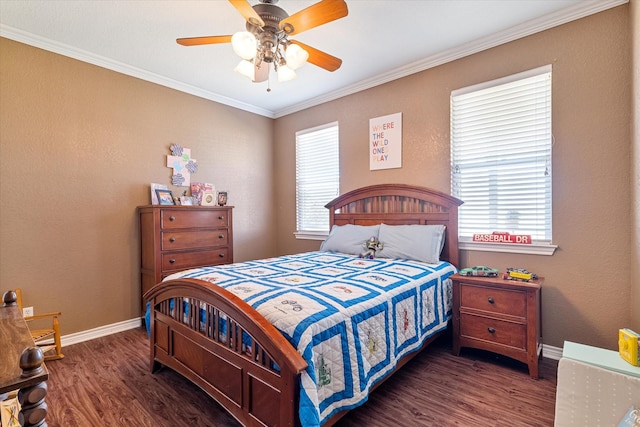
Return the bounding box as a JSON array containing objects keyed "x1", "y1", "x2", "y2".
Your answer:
[{"x1": 164, "y1": 251, "x2": 456, "y2": 427}]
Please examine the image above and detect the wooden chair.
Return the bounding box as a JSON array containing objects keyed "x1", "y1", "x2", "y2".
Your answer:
[{"x1": 15, "y1": 288, "x2": 64, "y2": 361}]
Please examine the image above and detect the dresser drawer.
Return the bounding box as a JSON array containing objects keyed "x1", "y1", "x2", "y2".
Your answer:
[
  {"x1": 161, "y1": 249, "x2": 230, "y2": 271},
  {"x1": 459, "y1": 284, "x2": 526, "y2": 318},
  {"x1": 460, "y1": 313, "x2": 527, "y2": 350},
  {"x1": 162, "y1": 230, "x2": 229, "y2": 250},
  {"x1": 161, "y1": 209, "x2": 229, "y2": 229}
]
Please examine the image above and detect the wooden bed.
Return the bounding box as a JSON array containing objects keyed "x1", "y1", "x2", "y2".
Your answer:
[{"x1": 144, "y1": 184, "x2": 462, "y2": 427}]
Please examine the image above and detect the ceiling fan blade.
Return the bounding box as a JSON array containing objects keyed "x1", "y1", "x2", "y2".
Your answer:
[
  {"x1": 290, "y1": 40, "x2": 342, "y2": 72},
  {"x1": 228, "y1": 0, "x2": 265, "y2": 27},
  {"x1": 177, "y1": 35, "x2": 233, "y2": 46},
  {"x1": 279, "y1": 0, "x2": 348, "y2": 36}
]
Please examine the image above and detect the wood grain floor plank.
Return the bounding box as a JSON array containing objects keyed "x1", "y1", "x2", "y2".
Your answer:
[{"x1": 43, "y1": 327, "x2": 557, "y2": 427}]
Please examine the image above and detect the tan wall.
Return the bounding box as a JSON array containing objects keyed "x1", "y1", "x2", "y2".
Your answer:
[
  {"x1": 0, "y1": 38, "x2": 277, "y2": 335},
  {"x1": 1, "y1": 5, "x2": 634, "y2": 350},
  {"x1": 632, "y1": 0, "x2": 640, "y2": 331},
  {"x1": 274, "y1": 5, "x2": 632, "y2": 349}
]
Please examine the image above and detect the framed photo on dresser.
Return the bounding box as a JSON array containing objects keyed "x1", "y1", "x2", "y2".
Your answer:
[
  {"x1": 217, "y1": 191, "x2": 228, "y2": 206},
  {"x1": 150, "y1": 183, "x2": 168, "y2": 204},
  {"x1": 201, "y1": 191, "x2": 216, "y2": 206},
  {"x1": 155, "y1": 189, "x2": 175, "y2": 205}
]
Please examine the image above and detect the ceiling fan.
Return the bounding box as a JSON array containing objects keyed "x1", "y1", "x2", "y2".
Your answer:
[{"x1": 177, "y1": 0, "x2": 348, "y2": 84}]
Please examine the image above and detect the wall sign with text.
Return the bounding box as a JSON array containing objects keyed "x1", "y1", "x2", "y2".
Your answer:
[
  {"x1": 369, "y1": 112, "x2": 402, "y2": 170},
  {"x1": 472, "y1": 232, "x2": 533, "y2": 245}
]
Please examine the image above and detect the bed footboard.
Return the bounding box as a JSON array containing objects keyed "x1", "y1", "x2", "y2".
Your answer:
[{"x1": 144, "y1": 278, "x2": 308, "y2": 427}]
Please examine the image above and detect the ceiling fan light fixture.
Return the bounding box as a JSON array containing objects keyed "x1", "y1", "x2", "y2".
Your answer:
[
  {"x1": 231, "y1": 31, "x2": 257, "y2": 60},
  {"x1": 234, "y1": 59, "x2": 255, "y2": 80},
  {"x1": 277, "y1": 64, "x2": 296, "y2": 82},
  {"x1": 178, "y1": 0, "x2": 349, "y2": 86},
  {"x1": 285, "y1": 44, "x2": 308, "y2": 70}
]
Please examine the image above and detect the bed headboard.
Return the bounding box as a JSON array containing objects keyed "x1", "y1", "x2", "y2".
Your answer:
[{"x1": 325, "y1": 184, "x2": 463, "y2": 267}]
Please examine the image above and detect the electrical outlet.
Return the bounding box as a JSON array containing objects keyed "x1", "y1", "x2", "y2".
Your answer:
[{"x1": 22, "y1": 306, "x2": 34, "y2": 317}]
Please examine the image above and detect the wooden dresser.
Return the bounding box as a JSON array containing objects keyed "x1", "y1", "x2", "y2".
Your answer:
[
  {"x1": 451, "y1": 273, "x2": 542, "y2": 378},
  {"x1": 138, "y1": 206, "x2": 233, "y2": 305}
]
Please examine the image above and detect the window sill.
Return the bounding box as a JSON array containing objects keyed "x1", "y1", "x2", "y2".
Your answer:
[
  {"x1": 460, "y1": 241, "x2": 557, "y2": 256},
  {"x1": 294, "y1": 231, "x2": 328, "y2": 241},
  {"x1": 293, "y1": 232, "x2": 557, "y2": 254}
]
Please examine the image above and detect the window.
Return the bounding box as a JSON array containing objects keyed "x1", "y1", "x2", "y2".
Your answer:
[
  {"x1": 451, "y1": 65, "x2": 555, "y2": 254},
  {"x1": 295, "y1": 122, "x2": 339, "y2": 239}
]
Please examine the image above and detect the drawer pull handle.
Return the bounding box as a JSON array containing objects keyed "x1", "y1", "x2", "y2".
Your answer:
[
  {"x1": 487, "y1": 297, "x2": 495, "y2": 304},
  {"x1": 218, "y1": 234, "x2": 224, "y2": 239},
  {"x1": 169, "y1": 216, "x2": 175, "y2": 221},
  {"x1": 219, "y1": 253, "x2": 225, "y2": 258},
  {"x1": 169, "y1": 237, "x2": 176, "y2": 242},
  {"x1": 169, "y1": 258, "x2": 176, "y2": 264},
  {"x1": 487, "y1": 327, "x2": 496, "y2": 334},
  {"x1": 218, "y1": 215, "x2": 224, "y2": 220}
]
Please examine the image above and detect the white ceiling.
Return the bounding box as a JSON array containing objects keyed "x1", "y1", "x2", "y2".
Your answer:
[{"x1": 0, "y1": 0, "x2": 627, "y2": 118}]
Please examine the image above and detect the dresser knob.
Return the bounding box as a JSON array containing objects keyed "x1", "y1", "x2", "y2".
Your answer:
[
  {"x1": 487, "y1": 297, "x2": 494, "y2": 304},
  {"x1": 218, "y1": 234, "x2": 224, "y2": 239},
  {"x1": 169, "y1": 259, "x2": 176, "y2": 264},
  {"x1": 169, "y1": 237, "x2": 176, "y2": 243},
  {"x1": 218, "y1": 215, "x2": 224, "y2": 220},
  {"x1": 169, "y1": 216, "x2": 175, "y2": 221},
  {"x1": 219, "y1": 253, "x2": 225, "y2": 258},
  {"x1": 487, "y1": 327, "x2": 496, "y2": 334}
]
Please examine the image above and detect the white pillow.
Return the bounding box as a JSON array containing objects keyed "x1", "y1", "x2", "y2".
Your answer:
[
  {"x1": 376, "y1": 223, "x2": 446, "y2": 264},
  {"x1": 319, "y1": 224, "x2": 380, "y2": 255}
]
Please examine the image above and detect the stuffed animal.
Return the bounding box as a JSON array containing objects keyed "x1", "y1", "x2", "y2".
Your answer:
[{"x1": 359, "y1": 236, "x2": 384, "y2": 259}]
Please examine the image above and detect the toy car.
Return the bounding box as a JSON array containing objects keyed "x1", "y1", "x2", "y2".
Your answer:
[
  {"x1": 504, "y1": 268, "x2": 538, "y2": 282},
  {"x1": 459, "y1": 266, "x2": 499, "y2": 277}
]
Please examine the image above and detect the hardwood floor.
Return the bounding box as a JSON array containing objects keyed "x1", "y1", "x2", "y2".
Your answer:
[{"x1": 43, "y1": 327, "x2": 557, "y2": 427}]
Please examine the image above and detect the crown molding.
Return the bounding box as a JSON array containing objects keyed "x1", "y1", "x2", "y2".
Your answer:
[
  {"x1": 0, "y1": 24, "x2": 277, "y2": 118},
  {"x1": 1, "y1": 0, "x2": 628, "y2": 119},
  {"x1": 273, "y1": 0, "x2": 628, "y2": 118}
]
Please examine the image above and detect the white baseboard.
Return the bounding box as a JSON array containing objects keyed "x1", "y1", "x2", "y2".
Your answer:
[
  {"x1": 58, "y1": 317, "x2": 565, "y2": 362},
  {"x1": 60, "y1": 317, "x2": 143, "y2": 347},
  {"x1": 543, "y1": 343, "x2": 563, "y2": 361}
]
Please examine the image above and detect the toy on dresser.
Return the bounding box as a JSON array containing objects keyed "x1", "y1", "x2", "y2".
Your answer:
[
  {"x1": 503, "y1": 267, "x2": 538, "y2": 282},
  {"x1": 619, "y1": 328, "x2": 640, "y2": 367}
]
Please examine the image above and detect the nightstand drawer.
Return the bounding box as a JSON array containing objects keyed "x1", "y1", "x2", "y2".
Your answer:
[
  {"x1": 459, "y1": 284, "x2": 526, "y2": 318},
  {"x1": 161, "y1": 230, "x2": 228, "y2": 250},
  {"x1": 460, "y1": 313, "x2": 527, "y2": 349},
  {"x1": 161, "y1": 249, "x2": 229, "y2": 271},
  {"x1": 161, "y1": 209, "x2": 229, "y2": 229}
]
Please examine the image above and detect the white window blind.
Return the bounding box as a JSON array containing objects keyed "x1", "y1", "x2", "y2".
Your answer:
[
  {"x1": 451, "y1": 65, "x2": 552, "y2": 243},
  {"x1": 296, "y1": 122, "x2": 339, "y2": 234}
]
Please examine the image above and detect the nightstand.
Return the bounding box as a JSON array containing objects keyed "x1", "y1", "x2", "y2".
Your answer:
[{"x1": 451, "y1": 273, "x2": 543, "y2": 378}]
